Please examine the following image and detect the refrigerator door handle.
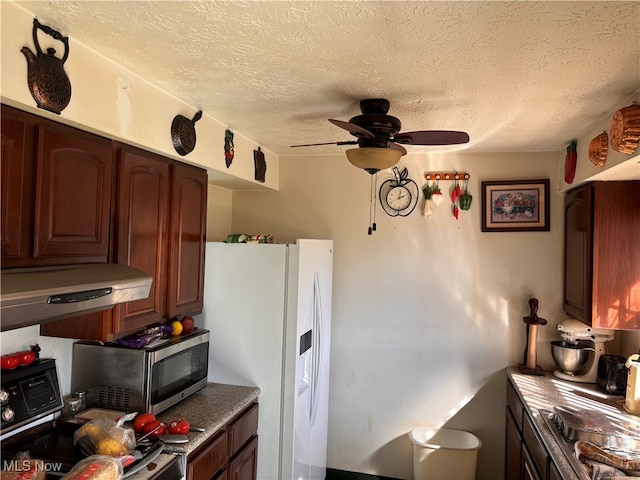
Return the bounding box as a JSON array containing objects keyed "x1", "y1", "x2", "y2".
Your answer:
[{"x1": 310, "y1": 271, "x2": 322, "y2": 426}]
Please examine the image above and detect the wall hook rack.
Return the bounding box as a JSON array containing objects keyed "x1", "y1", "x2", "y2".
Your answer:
[{"x1": 424, "y1": 171, "x2": 470, "y2": 181}]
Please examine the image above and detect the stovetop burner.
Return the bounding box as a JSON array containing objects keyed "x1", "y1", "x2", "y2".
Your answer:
[
  {"x1": 1, "y1": 358, "x2": 167, "y2": 479},
  {"x1": 1, "y1": 421, "x2": 83, "y2": 474},
  {"x1": 1, "y1": 419, "x2": 165, "y2": 478}
]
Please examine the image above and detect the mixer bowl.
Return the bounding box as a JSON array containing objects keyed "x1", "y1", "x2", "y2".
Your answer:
[{"x1": 551, "y1": 340, "x2": 594, "y2": 374}]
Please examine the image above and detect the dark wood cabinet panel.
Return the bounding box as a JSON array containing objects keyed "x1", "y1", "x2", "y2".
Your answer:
[
  {"x1": 168, "y1": 163, "x2": 207, "y2": 318},
  {"x1": 1, "y1": 107, "x2": 32, "y2": 262},
  {"x1": 1, "y1": 106, "x2": 113, "y2": 267},
  {"x1": 592, "y1": 182, "x2": 640, "y2": 330},
  {"x1": 505, "y1": 408, "x2": 522, "y2": 480},
  {"x1": 563, "y1": 185, "x2": 592, "y2": 322},
  {"x1": 228, "y1": 403, "x2": 258, "y2": 455},
  {"x1": 187, "y1": 403, "x2": 258, "y2": 480},
  {"x1": 228, "y1": 436, "x2": 258, "y2": 480},
  {"x1": 4, "y1": 105, "x2": 207, "y2": 341},
  {"x1": 563, "y1": 181, "x2": 640, "y2": 329},
  {"x1": 522, "y1": 447, "x2": 541, "y2": 480},
  {"x1": 113, "y1": 145, "x2": 170, "y2": 334},
  {"x1": 505, "y1": 379, "x2": 559, "y2": 480},
  {"x1": 548, "y1": 462, "x2": 562, "y2": 480},
  {"x1": 187, "y1": 431, "x2": 229, "y2": 480},
  {"x1": 33, "y1": 123, "x2": 113, "y2": 262},
  {"x1": 522, "y1": 414, "x2": 548, "y2": 480}
]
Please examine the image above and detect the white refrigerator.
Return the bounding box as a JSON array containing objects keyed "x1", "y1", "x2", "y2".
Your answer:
[{"x1": 203, "y1": 240, "x2": 333, "y2": 480}]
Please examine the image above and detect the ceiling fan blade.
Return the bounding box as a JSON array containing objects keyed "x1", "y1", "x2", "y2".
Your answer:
[
  {"x1": 290, "y1": 140, "x2": 358, "y2": 148},
  {"x1": 329, "y1": 119, "x2": 375, "y2": 139},
  {"x1": 389, "y1": 142, "x2": 407, "y2": 156},
  {"x1": 393, "y1": 130, "x2": 470, "y2": 146}
]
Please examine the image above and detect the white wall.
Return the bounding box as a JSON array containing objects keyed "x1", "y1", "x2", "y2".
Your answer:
[{"x1": 228, "y1": 151, "x2": 568, "y2": 479}]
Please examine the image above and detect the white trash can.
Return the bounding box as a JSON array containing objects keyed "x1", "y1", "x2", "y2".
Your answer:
[{"x1": 409, "y1": 427, "x2": 482, "y2": 480}]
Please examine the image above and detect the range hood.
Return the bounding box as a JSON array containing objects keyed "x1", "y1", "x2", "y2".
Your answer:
[{"x1": 0, "y1": 264, "x2": 153, "y2": 331}]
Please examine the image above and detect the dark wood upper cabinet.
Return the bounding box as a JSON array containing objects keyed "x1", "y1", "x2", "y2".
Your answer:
[
  {"x1": 563, "y1": 185, "x2": 592, "y2": 323},
  {"x1": 113, "y1": 144, "x2": 170, "y2": 334},
  {"x1": 33, "y1": 123, "x2": 113, "y2": 262},
  {"x1": 168, "y1": 163, "x2": 207, "y2": 318},
  {"x1": 1, "y1": 106, "x2": 114, "y2": 267},
  {"x1": 563, "y1": 181, "x2": 640, "y2": 330},
  {"x1": 2, "y1": 105, "x2": 209, "y2": 342},
  {"x1": 1, "y1": 107, "x2": 32, "y2": 262}
]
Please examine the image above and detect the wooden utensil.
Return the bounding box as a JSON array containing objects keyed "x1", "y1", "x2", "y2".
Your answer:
[{"x1": 519, "y1": 298, "x2": 547, "y2": 375}]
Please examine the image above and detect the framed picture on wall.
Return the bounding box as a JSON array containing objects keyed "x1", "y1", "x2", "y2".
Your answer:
[{"x1": 481, "y1": 179, "x2": 550, "y2": 232}]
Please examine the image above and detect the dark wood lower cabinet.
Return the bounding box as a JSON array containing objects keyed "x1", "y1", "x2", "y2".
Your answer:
[
  {"x1": 506, "y1": 380, "x2": 558, "y2": 480},
  {"x1": 187, "y1": 403, "x2": 258, "y2": 480},
  {"x1": 229, "y1": 436, "x2": 258, "y2": 480},
  {"x1": 548, "y1": 462, "x2": 562, "y2": 480},
  {"x1": 188, "y1": 431, "x2": 229, "y2": 480},
  {"x1": 505, "y1": 406, "x2": 522, "y2": 480},
  {"x1": 522, "y1": 447, "x2": 541, "y2": 480}
]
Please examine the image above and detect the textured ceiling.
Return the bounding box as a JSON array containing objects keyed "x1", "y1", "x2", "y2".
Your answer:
[{"x1": 13, "y1": 1, "x2": 640, "y2": 156}]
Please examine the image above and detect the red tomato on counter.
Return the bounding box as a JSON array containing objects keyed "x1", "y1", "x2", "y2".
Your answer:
[
  {"x1": 142, "y1": 420, "x2": 167, "y2": 437},
  {"x1": 134, "y1": 413, "x2": 156, "y2": 433},
  {"x1": 168, "y1": 418, "x2": 190, "y2": 435}
]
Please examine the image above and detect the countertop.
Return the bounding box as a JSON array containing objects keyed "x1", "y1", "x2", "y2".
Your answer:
[
  {"x1": 154, "y1": 382, "x2": 260, "y2": 457},
  {"x1": 507, "y1": 367, "x2": 632, "y2": 480}
]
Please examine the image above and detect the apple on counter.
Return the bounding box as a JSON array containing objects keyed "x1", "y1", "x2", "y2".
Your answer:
[{"x1": 181, "y1": 316, "x2": 195, "y2": 334}]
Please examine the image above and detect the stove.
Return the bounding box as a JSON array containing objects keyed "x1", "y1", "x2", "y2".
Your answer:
[
  {"x1": 539, "y1": 409, "x2": 591, "y2": 480},
  {"x1": 1, "y1": 359, "x2": 181, "y2": 479},
  {"x1": 540, "y1": 405, "x2": 640, "y2": 480},
  {"x1": 1, "y1": 359, "x2": 63, "y2": 435}
]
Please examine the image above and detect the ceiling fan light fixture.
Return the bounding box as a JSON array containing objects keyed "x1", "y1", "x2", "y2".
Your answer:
[{"x1": 345, "y1": 148, "x2": 402, "y2": 174}]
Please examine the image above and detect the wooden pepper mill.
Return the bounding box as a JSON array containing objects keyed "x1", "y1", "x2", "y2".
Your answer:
[{"x1": 519, "y1": 298, "x2": 547, "y2": 375}]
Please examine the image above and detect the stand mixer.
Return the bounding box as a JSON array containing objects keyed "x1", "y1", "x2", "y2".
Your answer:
[{"x1": 551, "y1": 319, "x2": 614, "y2": 383}]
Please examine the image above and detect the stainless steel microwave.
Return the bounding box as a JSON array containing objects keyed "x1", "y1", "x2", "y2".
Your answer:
[{"x1": 71, "y1": 329, "x2": 209, "y2": 415}]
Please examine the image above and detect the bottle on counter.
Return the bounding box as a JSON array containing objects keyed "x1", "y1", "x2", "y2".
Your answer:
[
  {"x1": 74, "y1": 390, "x2": 87, "y2": 413},
  {"x1": 61, "y1": 397, "x2": 81, "y2": 422}
]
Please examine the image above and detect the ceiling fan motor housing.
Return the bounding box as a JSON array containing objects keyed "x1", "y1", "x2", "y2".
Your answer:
[{"x1": 349, "y1": 99, "x2": 402, "y2": 148}]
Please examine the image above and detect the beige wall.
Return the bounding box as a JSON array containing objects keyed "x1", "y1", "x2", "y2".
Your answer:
[
  {"x1": 205, "y1": 149, "x2": 638, "y2": 479},
  {"x1": 226, "y1": 151, "x2": 566, "y2": 479}
]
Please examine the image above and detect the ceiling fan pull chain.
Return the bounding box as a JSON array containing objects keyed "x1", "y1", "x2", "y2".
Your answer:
[
  {"x1": 367, "y1": 175, "x2": 377, "y2": 235},
  {"x1": 372, "y1": 173, "x2": 378, "y2": 232}
]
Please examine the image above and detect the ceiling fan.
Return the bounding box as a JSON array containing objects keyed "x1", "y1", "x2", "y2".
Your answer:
[{"x1": 291, "y1": 98, "x2": 470, "y2": 173}]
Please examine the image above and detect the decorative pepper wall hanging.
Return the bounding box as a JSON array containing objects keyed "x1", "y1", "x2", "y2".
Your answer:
[
  {"x1": 224, "y1": 130, "x2": 234, "y2": 168},
  {"x1": 422, "y1": 172, "x2": 471, "y2": 219},
  {"x1": 21, "y1": 18, "x2": 71, "y2": 115},
  {"x1": 254, "y1": 147, "x2": 266, "y2": 182},
  {"x1": 564, "y1": 140, "x2": 577, "y2": 184}
]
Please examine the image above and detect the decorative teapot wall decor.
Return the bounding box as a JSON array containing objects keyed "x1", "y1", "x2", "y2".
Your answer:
[{"x1": 21, "y1": 18, "x2": 72, "y2": 115}]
